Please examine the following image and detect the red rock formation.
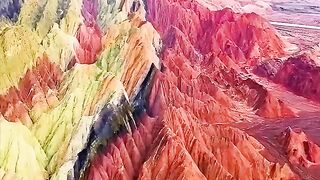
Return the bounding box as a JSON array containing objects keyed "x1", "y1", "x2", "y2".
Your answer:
[
  {"x1": 147, "y1": 0, "x2": 285, "y2": 66},
  {"x1": 75, "y1": 23, "x2": 102, "y2": 64},
  {"x1": 86, "y1": 0, "x2": 300, "y2": 179},
  {"x1": 87, "y1": 113, "x2": 159, "y2": 180},
  {"x1": 256, "y1": 92, "x2": 296, "y2": 118},
  {"x1": 160, "y1": 21, "x2": 295, "y2": 119},
  {"x1": 280, "y1": 127, "x2": 320, "y2": 168},
  {"x1": 88, "y1": 71, "x2": 298, "y2": 179},
  {"x1": 253, "y1": 58, "x2": 283, "y2": 78},
  {"x1": 0, "y1": 54, "x2": 63, "y2": 126},
  {"x1": 274, "y1": 55, "x2": 320, "y2": 102},
  {"x1": 255, "y1": 54, "x2": 320, "y2": 103}
]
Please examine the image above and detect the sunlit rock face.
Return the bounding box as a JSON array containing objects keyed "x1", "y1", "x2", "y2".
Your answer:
[
  {"x1": 1, "y1": 0, "x2": 320, "y2": 179},
  {"x1": 280, "y1": 127, "x2": 320, "y2": 168}
]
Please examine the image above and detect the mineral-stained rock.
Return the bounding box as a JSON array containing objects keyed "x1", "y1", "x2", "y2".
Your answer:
[
  {"x1": 274, "y1": 55, "x2": 320, "y2": 102},
  {"x1": 86, "y1": 0, "x2": 302, "y2": 179},
  {"x1": 75, "y1": 23, "x2": 102, "y2": 64},
  {"x1": 256, "y1": 92, "x2": 297, "y2": 119},
  {"x1": 88, "y1": 69, "x2": 298, "y2": 179},
  {"x1": 96, "y1": 14, "x2": 161, "y2": 99},
  {"x1": 147, "y1": 0, "x2": 285, "y2": 66},
  {"x1": 255, "y1": 54, "x2": 320, "y2": 103},
  {"x1": 0, "y1": 0, "x2": 319, "y2": 179},
  {"x1": 85, "y1": 0, "x2": 300, "y2": 178},
  {"x1": 0, "y1": 26, "x2": 41, "y2": 94},
  {"x1": 156, "y1": 12, "x2": 295, "y2": 119},
  {"x1": 0, "y1": 0, "x2": 161, "y2": 178},
  {"x1": 87, "y1": 113, "x2": 158, "y2": 180},
  {"x1": 280, "y1": 127, "x2": 320, "y2": 168},
  {"x1": 253, "y1": 58, "x2": 284, "y2": 78},
  {"x1": 0, "y1": 54, "x2": 63, "y2": 126},
  {"x1": 0, "y1": 0, "x2": 21, "y2": 21}
]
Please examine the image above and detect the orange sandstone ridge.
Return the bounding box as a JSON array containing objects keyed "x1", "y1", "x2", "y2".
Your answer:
[{"x1": 280, "y1": 127, "x2": 320, "y2": 168}]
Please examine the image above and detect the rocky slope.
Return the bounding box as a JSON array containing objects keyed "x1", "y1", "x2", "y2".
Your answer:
[
  {"x1": 0, "y1": 0, "x2": 160, "y2": 178},
  {"x1": 255, "y1": 54, "x2": 320, "y2": 103},
  {"x1": 86, "y1": 0, "x2": 304, "y2": 179},
  {"x1": 0, "y1": 0, "x2": 320, "y2": 179},
  {"x1": 280, "y1": 127, "x2": 320, "y2": 168}
]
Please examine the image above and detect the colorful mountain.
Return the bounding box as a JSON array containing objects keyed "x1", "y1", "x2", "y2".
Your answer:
[{"x1": 0, "y1": 0, "x2": 320, "y2": 179}]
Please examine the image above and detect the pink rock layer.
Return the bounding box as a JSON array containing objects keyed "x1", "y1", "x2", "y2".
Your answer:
[
  {"x1": 274, "y1": 55, "x2": 320, "y2": 103},
  {"x1": 148, "y1": 0, "x2": 295, "y2": 119},
  {"x1": 75, "y1": 23, "x2": 102, "y2": 64},
  {"x1": 148, "y1": 0, "x2": 285, "y2": 66},
  {"x1": 254, "y1": 54, "x2": 320, "y2": 103},
  {"x1": 280, "y1": 127, "x2": 320, "y2": 168},
  {"x1": 86, "y1": 0, "x2": 301, "y2": 179},
  {"x1": 87, "y1": 68, "x2": 298, "y2": 179},
  {"x1": 0, "y1": 54, "x2": 63, "y2": 126}
]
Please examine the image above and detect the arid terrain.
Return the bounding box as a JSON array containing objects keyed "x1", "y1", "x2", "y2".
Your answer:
[{"x1": 1, "y1": 0, "x2": 320, "y2": 179}]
